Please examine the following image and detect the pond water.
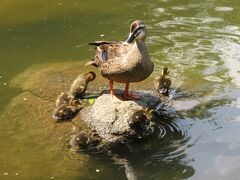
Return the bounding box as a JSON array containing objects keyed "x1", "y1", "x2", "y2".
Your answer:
[{"x1": 0, "y1": 0, "x2": 240, "y2": 179}]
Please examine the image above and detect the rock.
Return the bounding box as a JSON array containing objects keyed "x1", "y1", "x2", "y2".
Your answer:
[
  {"x1": 6, "y1": 60, "x2": 201, "y2": 150},
  {"x1": 80, "y1": 91, "x2": 159, "y2": 143}
]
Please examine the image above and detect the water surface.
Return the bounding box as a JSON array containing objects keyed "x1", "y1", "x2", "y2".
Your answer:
[{"x1": 0, "y1": 0, "x2": 240, "y2": 179}]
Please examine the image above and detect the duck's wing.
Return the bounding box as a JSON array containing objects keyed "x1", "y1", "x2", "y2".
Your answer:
[
  {"x1": 87, "y1": 41, "x2": 116, "y2": 66},
  {"x1": 88, "y1": 41, "x2": 132, "y2": 75},
  {"x1": 99, "y1": 42, "x2": 132, "y2": 75}
]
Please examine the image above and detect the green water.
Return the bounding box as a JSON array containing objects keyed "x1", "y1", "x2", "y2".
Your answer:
[{"x1": 0, "y1": 0, "x2": 240, "y2": 179}]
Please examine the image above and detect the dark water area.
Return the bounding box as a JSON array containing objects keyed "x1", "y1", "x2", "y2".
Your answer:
[{"x1": 0, "y1": 0, "x2": 240, "y2": 179}]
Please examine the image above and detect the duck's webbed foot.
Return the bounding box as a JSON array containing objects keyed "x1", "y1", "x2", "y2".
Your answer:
[
  {"x1": 124, "y1": 83, "x2": 141, "y2": 100},
  {"x1": 124, "y1": 93, "x2": 141, "y2": 100}
]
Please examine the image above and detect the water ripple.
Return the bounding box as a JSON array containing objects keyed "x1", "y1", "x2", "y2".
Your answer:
[{"x1": 215, "y1": 6, "x2": 234, "y2": 12}]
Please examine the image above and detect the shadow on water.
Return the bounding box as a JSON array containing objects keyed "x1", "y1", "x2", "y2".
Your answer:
[{"x1": 62, "y1": 106, "x2": 195, "y2": 180}]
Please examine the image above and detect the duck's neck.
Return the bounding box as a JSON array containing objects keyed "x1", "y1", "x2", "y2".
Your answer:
[{"x1": 135, "y1": 39, "x2": 150, "y2": 59}]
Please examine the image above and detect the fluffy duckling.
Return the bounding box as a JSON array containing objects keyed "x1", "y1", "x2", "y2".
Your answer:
[
  {"x1": 69, "y1": 130, "x2": 101, "y2": 148},
  {"x1": 52, "y1": 99, "x2": 88, "y2": 121},
  {"x1": 55, "y1": 92, "x2": 71, "y2": 107},
  {"x1": 155, "y1": 67, "x2": 171, "y2": 96},
  {"x1": 129, "y1": 107, "x2": 155, "y2": 131},
  {"x1": 52, "y1": 104, "x2": 80, "y2": 121},
  {"x1": 69, "y1": 71, "x2": 96, "y2": 99}
]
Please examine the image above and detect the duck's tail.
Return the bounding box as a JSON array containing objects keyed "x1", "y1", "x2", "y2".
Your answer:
[{"x1": 85, "y1": 59, "x2": 98, "y2": 67}]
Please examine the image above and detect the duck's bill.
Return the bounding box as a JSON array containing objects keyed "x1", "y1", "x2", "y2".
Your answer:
[
  {"x1": 125, "y1": 32, "x2": 135, "y2": 43},
  {"x1": 52, "y1": 115, "x2": 62, "y2": 121},
  {"x1": 159, "y1": 88, "x2": 168, "y2": 94},
  {"x1": 125, "y1": 25, "x2": 144, "y2": 43}
]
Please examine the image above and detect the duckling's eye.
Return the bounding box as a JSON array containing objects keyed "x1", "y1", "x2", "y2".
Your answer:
[{"x1": 135, "y1": 115, "x2": 140, "y2": 119}]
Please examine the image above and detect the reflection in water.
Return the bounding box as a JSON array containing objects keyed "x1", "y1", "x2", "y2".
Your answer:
[
  {"x1": 213, "y1": 39, "x2": 240, "y2": 87},
  {"x1": 63, "y1": 110, "x2": 195, "y2": 180}
]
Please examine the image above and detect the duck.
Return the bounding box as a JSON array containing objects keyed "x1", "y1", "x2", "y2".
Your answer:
[
  {"x1": 86, "y1": 20, "x2": 154, "y2": 101},
  {"x1": 155, "y1": 67, "x2": 171, "y2": 96}
]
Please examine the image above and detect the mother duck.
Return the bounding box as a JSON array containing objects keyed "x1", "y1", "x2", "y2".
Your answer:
[{"x1": 86, "y1": 20, "x2": 154, "y2": 101}]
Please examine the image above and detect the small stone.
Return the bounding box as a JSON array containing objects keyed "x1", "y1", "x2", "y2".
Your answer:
[
  {"x1": 3, "y1": 173, "x2": 8, "y2": 176},
  {"x1": 100, "y1": 34, "x2": 104, "y2": 37},
  {"x1": 50, "y1": 177, "x2": 55, "y2": 179},
  {"x1": 0, "y1": 75, "x2": 2, "y2": 78},
  {"x1": 15, "y1": 173, "x2": 19, "y2": 176},
  {"x1": 3, "y1": 82, "x2": 7, "y2": 85},
  {"x1": 23, "y1": 98, "x2": 27, "y2": 101},
  {"x1": 96, "y1": 169, "x2": 100, "y2": 172}
]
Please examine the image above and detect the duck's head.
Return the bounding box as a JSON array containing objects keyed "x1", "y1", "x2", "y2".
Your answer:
[
  {"x1": 162, "y1": 67, "x2": 170, "y2": 75},
  {"x1": 126, "y1": 20, "x2": 146, "y2": 43},
  {"x1": 86, "y1": 71, "x2": 96, "y2": 81}
]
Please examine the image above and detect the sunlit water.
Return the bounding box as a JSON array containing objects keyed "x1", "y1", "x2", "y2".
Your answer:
[{"x1": 0, "y1": 0, "x2": 240, "y2": 179}]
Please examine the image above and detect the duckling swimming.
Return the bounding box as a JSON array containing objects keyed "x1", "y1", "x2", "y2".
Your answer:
[
  {"x1": 155, "y1": 67, "x2": 171, "y2": 96},
  {"x1": 69, "y1": 130, "x2": 101, "y2": 149},
  {"x1": 69, "y1": 71, "x2": 96, "y2": 99},
  {"x1": 87, "y1": 20, "x2": 154, "y2": 101}
]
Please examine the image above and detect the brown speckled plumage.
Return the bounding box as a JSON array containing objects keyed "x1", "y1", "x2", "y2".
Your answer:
[{"x1": 87, "y1": 20, "x2": 154, "y2": 84}]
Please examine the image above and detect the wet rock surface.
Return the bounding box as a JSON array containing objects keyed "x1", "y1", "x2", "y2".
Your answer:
[{"x1": 80, "y1": 91, "x2": 159, "y2": 143}]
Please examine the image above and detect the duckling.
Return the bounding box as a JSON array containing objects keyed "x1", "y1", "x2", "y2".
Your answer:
[
  {"x1": 69, "y1": 71, "x2": 96, "y2": 99},
  {"x1": 55, "y1": 92, "x2": 71, "y2": 107},
  {"x1": 52, "y1": 104, "x2": 80, "y2": 121},
  {"x1": 69, "y1": 130, "x2": 101, "y2": 148},
  {"x1": 155, "y1": 67, "x2": 171, "y2": 96},
  {"x1": 129, "y1": 107, "x2": 155, "y2": 131},
  {"x1": 69, "y1": 131, "x2": 90, "y2": 148}
]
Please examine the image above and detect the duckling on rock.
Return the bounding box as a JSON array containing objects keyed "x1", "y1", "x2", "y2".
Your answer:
[
  {"x1": 69, "y1": 71, "x2": 96, "y2": 99},
  {"x1": 52, "y1": 104, "x2": 80, "y2": 121},
  {"x1": 155, "y1": 67, "x2": 171, "y2": 96},
  {"x1": 129, "y1": 107, "x2": 156, "y2": 134},
  {"x1": 55, "y1": 92, "x2": 71, "y2": 107},
  {"x1": 52, "y1": 98, "x2": 88, "y2": 121}
]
